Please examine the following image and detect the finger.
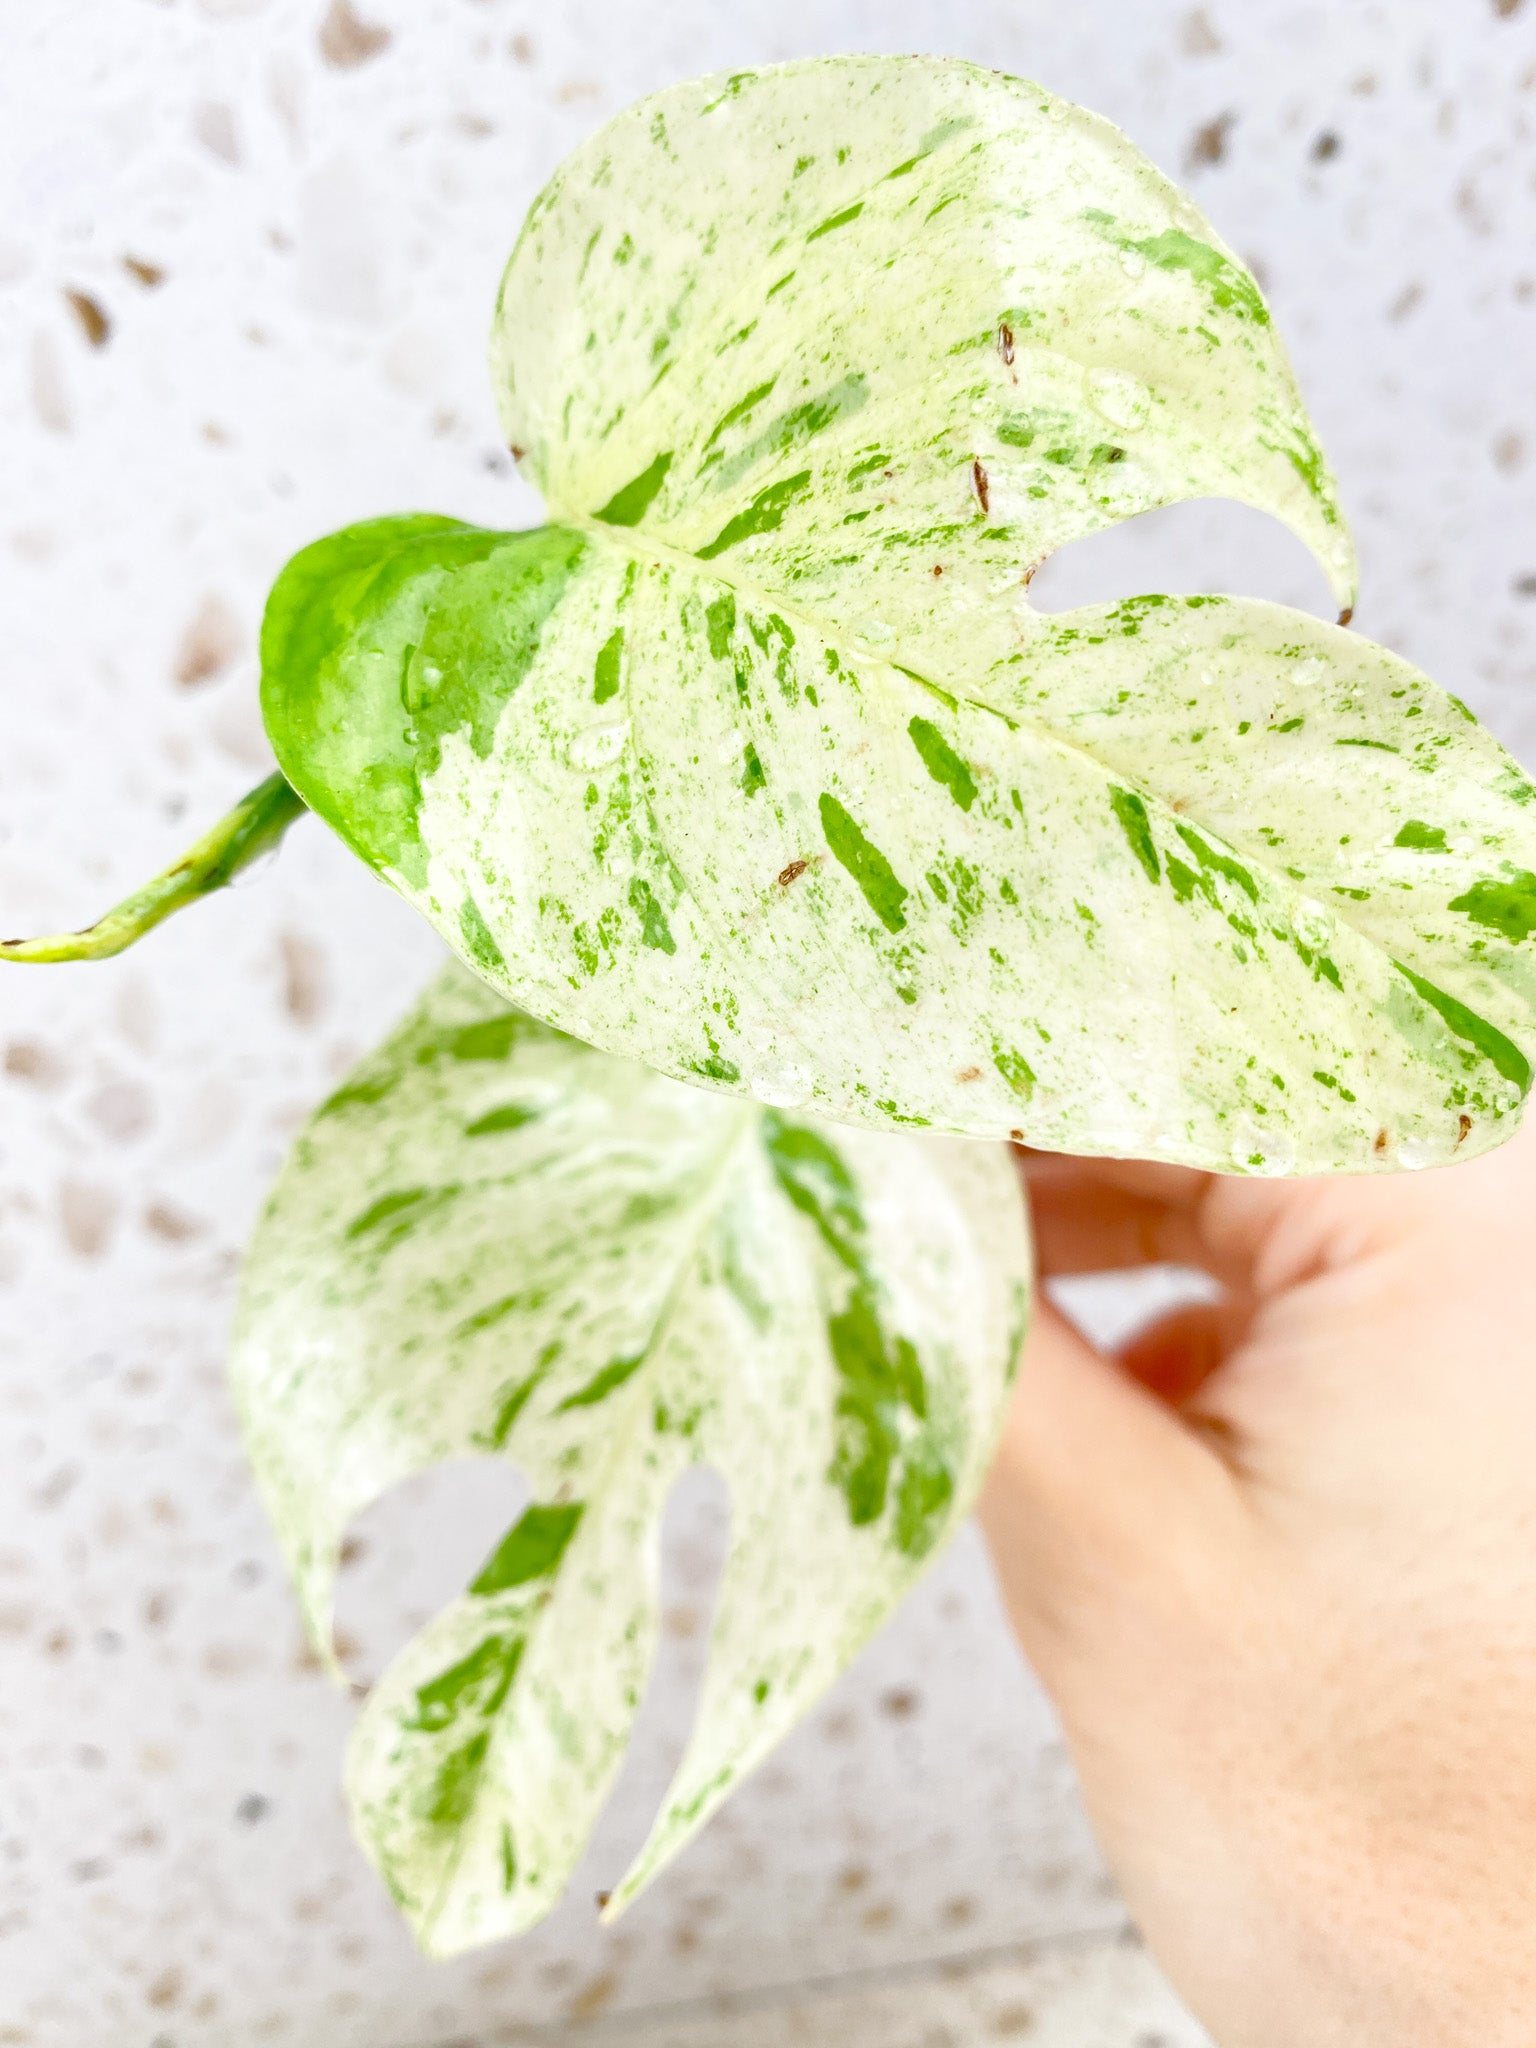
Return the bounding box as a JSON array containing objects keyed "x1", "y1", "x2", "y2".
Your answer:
[
  {"x1": 1015, "y1": 1147, "x2": 1214, "y2": 1210},
  {"x1": 1117, "y1": 1299, "x2": 1240, "y2": 1409},
  {"x1": 1026, "y1": 1178, "x2": 1209, "y2": 1279},
  {"x1": 980, "y1": 1302, "x2": 1244, "y2": 1674}
]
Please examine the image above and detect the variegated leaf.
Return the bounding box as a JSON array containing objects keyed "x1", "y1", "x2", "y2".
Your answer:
[
  {"x1": 259, "y1": 57, "x2": 1536, "y2": 1171},
  {"x1": 230, "y1": 962, "x2": 1029, "y2": 1955}
]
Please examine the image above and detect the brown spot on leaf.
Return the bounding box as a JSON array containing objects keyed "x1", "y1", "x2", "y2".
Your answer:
[
  {"x1": 174, "y1": 593, "x2": 242, "y2": 687},
  {"x1": 931, "y1": 563, "x2": 944, "y2": 578},
  {"x1": 778, "y1": 858, "x2": 809, "y2": 887},
  {"x1": 1189, "y1": 113, "x2": 1235, "y2": 167},
  {"x1": 319, "y1": 0, "x2": 392, "y2": 67},
  {"x1": 972, "y1": 458, "x2": 989, "y2": 513},
  {"x1": 64, "y1": 289, "x2": 111, "y2": 348},
  {"x1": 1458, "y1": 1113, "x2": 1474, "y2": 1147},
  {"x1": 996, "y1": 320, "x2": 1014, "y2": 367},
  {"x1": 956, "y1": 1065, "x2": 982, "y2": 1083},
  {"x1": 1336, "y1": 606, "x2": 1354, "y2": 627},
  {"x1": 1373, "y1": 1127, "x2": 1390, "y2": 1156},
  {"x1": 123, "y1": 255, "x2": 166, "y2": 288}
]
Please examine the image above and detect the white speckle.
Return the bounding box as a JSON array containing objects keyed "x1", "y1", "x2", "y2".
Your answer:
[
  {"x1": 1084, "y1": 366, "x2": 1152, "y2": 433},
  {"x1": 1118, "y1": 248, "x2": 1145, "y2": 280},
  {"x1": 568, "y1": 719, "x2": 629, "y2": 769}
]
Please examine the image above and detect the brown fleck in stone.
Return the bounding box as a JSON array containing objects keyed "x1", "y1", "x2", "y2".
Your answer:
[
  {"x1": 860, "y1": 1901, "x2": 896, "y2": 1931},
  {"x1": 879, "y1": 1685, "x2": 919, "y2": 1718},
  {"x1": 566, "y1": 1972, "x2": 619, "y2": 2022},
  {"x1": 992, "y1": 2005, "x2": 1037, "y2": 2037},
  {"x1": 277, "y1": 932, "x2": 328, "y2": 1027},
  {"x1": 1494, "y1": 0, "x2": 1524, "y2": 17},
  {"x1": 123, "y1": 256, "x2": 166, "y2": 288},
  {"x1": 64, "y1": 289, "x2": 111, "y2": 348},
  {"x1": 319, "y1": 0, "x2": 392, "y2": 66},
  {"x1": 943, "y1": 1894, "x2": 977, "y2": 1926},
  {"x1": 1311, "y1": 130, "x2": 1341, "y2": 162},
  {"x1": 175, "y1": 593, "x2": 242, "y2": 687},
  {"x1": 144, "y1": 1200, "x2": 205, "y2": 1244},
  {"x1": 5, "y1": 1039, "x2": 66, "y2": 1088},
  {"x1": 1179, "y1": 8, "x2": 1221, "y2": 53},
  {"x1": 1188, "y1": 112, "x2": 1235, "y2": 167},
  {"x1": 60, "y1": 1180, "x2": 117, "y2": 1259},
  {"x1": 146, "y1": 1969, "x2": 183, "y2": 2010},
  {"x1": 192, "y1": 101, "x2": 241, "y2": 165},
  {"x1": 509, "y1": 32, "x2": 535, "y2": 61},
  {"x1": 86, "y1": 1078, "x2": 153, "y2": 1144},
  {"x1": 836, "y1": 1863, "x2": 870, "y2": 1894},
  {"x1": 338, "y1": 1534, "x2": 368, "y2": 1569}
]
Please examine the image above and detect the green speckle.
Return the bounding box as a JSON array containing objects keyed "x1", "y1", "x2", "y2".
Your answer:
[
  {"x1": 1109, "y1": 787, "x2": 1160, "y2": 884},
  {"x1": 741, "y1": 743, "x2": 766, "y2": 797},
  {"x1": 593, "y1": 451, "x2": 672, "y2": 526},
  {"x1": 753, "y1": 1679, "x2": 770, "y2": 1705},
  {"x1": 691, "y1": 1051, "x2": 741, "y2": 1083},
  {"x1": 628, "y1": 877, "x2": 677, "y2": 954},
  {"x1": 1274, "y1": 716, "x2": 1305, "y2": 734},
  {"x1": 1395, "y1": 964, "x2": 1532, "y2": 1093},
  {"x1": 1335, "y1": 737, "x2": 1398, "y2": 753},
  {"x1": 907, "y1": 716, "x2": 976, "y2": 811},
  {"x1": 345, "y1": 1185, "x2": 446, "y2": 1247},
  {"x1": 993, "y1": 1047, "x2": 1035, "y2": 1099},
  {"x1": 556, "y1": 1351, "x2": 647, "y2": 1413},
  {"x1": 893, "y1": 1444, "x2": 954, "y2": 1560},
  {"x1": 1449, "y1": 870, "x2": 1536, "y2": 943},
  {"x1": 465, "y1": 1102, "x2": 540, "y2": 1137},
  {"x1": 1116, "y1": 227, "x2": 1271, "y2": 326},
  {"x1": 470, "y1": 1502, "x2": 584, "y2": 1595},
  {"x1": 819, "y1": 793, "x2": 909, "y2": 933},
  {"x1": 1176, "y1": 824, "x2": 1259, "y2": 902},
  {"x1": 500, "y1": 1824, "x2": 517, "y2": 1893},
  {"x1": 807, "y1": 201, "x2": 864, "y2": 241},
  {"x1": 701, "y1": 376, "x2": 778, "y2": 452},
  {"x1": 704, "y1": 590, "x2": 736, "y2": 658},
  {"x1": 593, "y1": 627, "x2": 624, "y2": 704},
  {"x1": 409, "y1": 1633, "x2": 522, "y2": 1736},
  {"x1": 458, "y1": 897, "x2": 507, "y2": 977},
  {"x1": 826, "y1": 1285, "x2": 900, "y2": 1525},
  {"x1": 443, "y1": 1015, "x2": 531, "y2": 1063},
  {"x1": 698, "y1": 470, "x2": 813, "y2": 560},
  {"x1": 1395, "y1": 820, "x2": 1449, "y2": 852},
  {"x1": 762, "y1": 1112, "x2": 864, "y2": 1271}
]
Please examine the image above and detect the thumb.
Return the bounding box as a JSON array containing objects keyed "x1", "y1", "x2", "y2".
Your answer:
[{"x1": 979, "y1": 1300, "x2": 1245, "y2": 1680}]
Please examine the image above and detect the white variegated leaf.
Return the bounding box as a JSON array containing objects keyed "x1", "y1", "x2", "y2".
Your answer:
[
  {"x1": 258, "y1": 57, "x2": 1536, "y2": 1172},
  {"x1": 230, "y1": 962, "x2": 1029, "y2": 1955}
]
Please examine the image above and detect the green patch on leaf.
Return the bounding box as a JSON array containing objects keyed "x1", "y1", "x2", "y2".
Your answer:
[
  {"x1": 818, "y1": 793, "x2": 909, "y2": 932},
  {"x1": 907, "y1": 716, "x2": 976, "y2": 811}
]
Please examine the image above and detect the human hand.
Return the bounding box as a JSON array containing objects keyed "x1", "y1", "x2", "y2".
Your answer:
[{"x1": 980, "y1": 1120, "x2": 1536, "y2": 2048}]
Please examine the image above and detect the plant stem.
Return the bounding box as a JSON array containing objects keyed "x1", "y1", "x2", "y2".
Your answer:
[{"x1": 0, "y1": 772, "x2": 308, "y2": 964}]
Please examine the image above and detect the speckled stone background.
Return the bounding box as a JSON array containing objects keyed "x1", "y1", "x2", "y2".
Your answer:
[{"x1": 2, "y1": 3, "x2": 1533, "y2": 2044}]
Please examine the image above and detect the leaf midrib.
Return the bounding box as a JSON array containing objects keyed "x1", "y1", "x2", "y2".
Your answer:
[
  {"x1": 560, "y1": 511, "x2": 1405, "y2": 983},
  {"x1": 417, "y1": 1093, "x2": 758, "y2": 1948}
]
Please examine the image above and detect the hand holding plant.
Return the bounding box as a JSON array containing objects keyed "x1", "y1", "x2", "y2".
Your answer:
[{"x1": 985, "y1": 1129, "x2": 1536, "y2": 2047}]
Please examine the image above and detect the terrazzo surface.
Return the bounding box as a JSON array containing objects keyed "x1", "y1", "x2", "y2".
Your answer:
[{"x1": 2, "y1": 0, "x2": 1534, "y2": 2042}]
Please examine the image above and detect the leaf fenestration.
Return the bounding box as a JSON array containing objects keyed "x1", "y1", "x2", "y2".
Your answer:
[{"x1": 230, "y1": 963, "x2": 1028, "y2": 1955}]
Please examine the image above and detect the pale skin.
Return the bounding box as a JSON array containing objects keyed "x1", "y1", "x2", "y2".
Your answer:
[{"x1": 980, "y1": 1115, "x2": 1536, "y2": 2048}]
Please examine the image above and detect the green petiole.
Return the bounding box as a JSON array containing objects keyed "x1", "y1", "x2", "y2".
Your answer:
[{"x1": 0, "y1": 771, "x2": 308, "y2": 964}]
